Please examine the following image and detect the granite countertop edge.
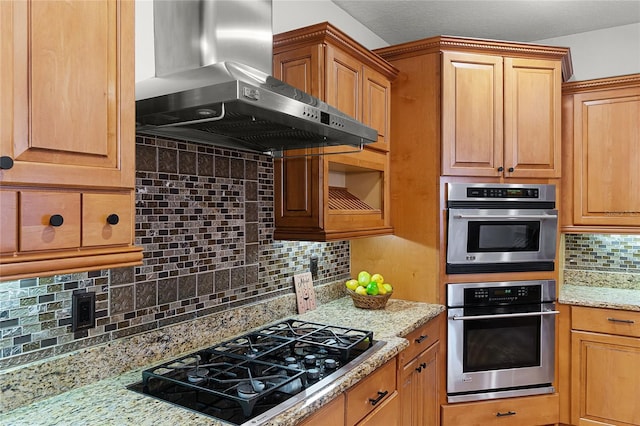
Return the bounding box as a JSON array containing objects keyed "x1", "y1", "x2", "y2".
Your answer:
[
  {"x1": 559, "y1": 284, "x2": 640, "y2": 312},
  {"x1": 0, "y1": 297, "x2": 445, "y2": 426}
]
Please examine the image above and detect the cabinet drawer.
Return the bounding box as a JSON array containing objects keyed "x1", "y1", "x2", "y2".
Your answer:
[
  {"x1": 441, "y1": 393, "x2": 559, "y2": 426},
  {"x1": 398, "y1": 315, "x2": 441, "y2": 365},
  {"x1": 20, "y1": 191, "x2": 81, "y2": 251},
  {"x1": 345, "y1": 358, "x2": 396, "y2": 426},
  {"x1": 0, "y1": 190, "x2": 18, "y2": 253},
  {"x1": 82, "y1": 192, "x2": 133, "y2": 247},
  {"x1": 572, "y1": 306, "x2": 640, "y2": 338},
  {"x1": 357, "y1": 390, "x2": 399, "y2": 426}
]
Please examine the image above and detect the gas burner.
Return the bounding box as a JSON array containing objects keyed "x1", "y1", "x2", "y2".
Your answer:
[{"x1": 128, "y1": 319, "x2": 378, "y2": 425}]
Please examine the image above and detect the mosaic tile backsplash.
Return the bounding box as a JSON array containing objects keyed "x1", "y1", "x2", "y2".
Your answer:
[
  {"x1": 564, "y1": 233, "x2": 640, "y2": 272},
  {"x1": 0, "y1": 136, "x2": 350, "y2": 368}
]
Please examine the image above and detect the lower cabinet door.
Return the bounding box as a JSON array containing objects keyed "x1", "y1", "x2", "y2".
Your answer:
[
  {"x1": 441, "y1": 393, "x2": 559, "y2": 426},
  {"x1": 399, "y1": 342, "x2": 439, "y2": 426},
  {"x1": 572, "y1": 330, "x2": 640, "y2": 425}
]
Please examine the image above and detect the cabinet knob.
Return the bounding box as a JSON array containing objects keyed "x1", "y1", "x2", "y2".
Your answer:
[
  {"x1": 497, "y1": 166, "x2": 504, "y2": 172},
  {"x1": 508, "y1": 167, "x2": 515, "y2": 173},
  {"x1": 49, "y1": 214, "x2": 64, "y2": 227},
  {"x1": 0, "y1": 156, "x2": 14, "y2": 170},
  {"x1": 106, "y1": 214, "x2": 120, "y2": 225}
]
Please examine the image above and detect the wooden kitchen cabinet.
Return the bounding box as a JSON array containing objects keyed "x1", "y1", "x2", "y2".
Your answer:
[
  {"x1": 570, "y1": 306, "x2": 640, "y2": 426},
  {"x1": 561, "y1": 74, "x2": 640, "y2": 231},
  {"x1": 441, "y1": 52, "x2": 562, "y2": 178},
  {"x1": 345, "y1": 357, "x2": 397, "y2": 426},
  {"x1": 397, "y1": 314, "x2": 443, "y2": 426},
  {"x1": 272, "y1": 22, "x2": 397, "y2": 241},
  {"x1": 0, "y1": 0, "x2": 142, "y2": 280},
  {"x1": 441, "y1": 393, "x2": 560, "y2": 426},
  {"x1": 299, "y1": 394, "x2": 345, "y2": 426},
  {"x1": 349, "y1": 37, "x2": 570, "y2": 304}
]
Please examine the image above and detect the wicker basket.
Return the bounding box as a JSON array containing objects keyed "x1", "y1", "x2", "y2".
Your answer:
[{"x1": 347, "y1": 289, "x2": 391, "y2": 310}]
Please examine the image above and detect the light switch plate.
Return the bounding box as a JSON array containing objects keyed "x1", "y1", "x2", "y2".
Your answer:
[{"x1": 293, "y1": 272, "x2": 316, "y2": 314}]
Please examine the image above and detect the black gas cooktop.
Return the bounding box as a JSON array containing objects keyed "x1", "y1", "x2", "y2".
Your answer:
[{"x1": 127, "y1": 319, "x2": 384, "y2": 425}]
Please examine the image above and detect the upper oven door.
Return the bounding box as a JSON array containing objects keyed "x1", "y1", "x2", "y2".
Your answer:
[{"x1": 446, "y1": 208, "x2": 558, "y2": 274}]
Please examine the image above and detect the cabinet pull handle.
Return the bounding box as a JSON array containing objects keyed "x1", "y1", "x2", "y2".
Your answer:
[
  {"x1": 415, "y1": 335, "x2": 428, "y2": 344},
  {"x1": 369, "y1": 390, "x2": 388, "y2": 406},
  {"x1": 49, "y1": 215, "x2": 64, "y2": 227},
  {"x1": 106, "y1": 214, "x2": 120, "y2": 225},
  {"x1": 0, "y1": 156, "x2": 14, "y2": 170},
  {"x1": 497, "y1": 166, "x2": 504, "y2": 172},
  {"x1": 496, "y1": 411, "x2": 516, "y2": 417},
  {"x1": 416, "y1": 362, "x2": 428, "y2": 373},
  {"x1": 607, "y1": 317, "x2": 635, "y2": 324}
]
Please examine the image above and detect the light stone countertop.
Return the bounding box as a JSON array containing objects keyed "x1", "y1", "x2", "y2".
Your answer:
[
  {"x1": 0, "y1": 297, "x2": 444, "y2": 426},
  {"x1": 559, "y1": 269, "x2": 640, "y2": 311}
]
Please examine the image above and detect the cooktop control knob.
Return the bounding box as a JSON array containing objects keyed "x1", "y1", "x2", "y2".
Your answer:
[
  {"x1": 324, "y1": 359, "x2": 337, "y2": 370},
  {"x1": 304, "y1": 355, "x2": 317, "y2": 367}
]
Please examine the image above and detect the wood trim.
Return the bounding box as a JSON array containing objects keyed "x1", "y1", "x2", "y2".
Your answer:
[
  {"x1": 0, "y1": 245, "x2": 143, "y2": 280},
  {"x1": 562, "y1": 73, "x2": 640, "y2": 94},
  {"x1": 375, "y1": 35, "x2": 572, "y2": 81},
  {"x1": 274, "y1": 22, "x2": 399, "y2": 80}
]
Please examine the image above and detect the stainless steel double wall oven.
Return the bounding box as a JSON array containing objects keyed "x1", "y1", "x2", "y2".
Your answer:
[{"x1": 445, "y1": 183, "x2": 559, "y2": 403}]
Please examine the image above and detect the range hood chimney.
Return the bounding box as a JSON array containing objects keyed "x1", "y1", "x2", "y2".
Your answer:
[{"x1": 135, "y1": 0, "x2": 378, "y2": 155}]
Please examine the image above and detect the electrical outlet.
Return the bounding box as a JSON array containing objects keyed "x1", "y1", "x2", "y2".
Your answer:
[
  {"x1": 72, "y1": 291, "x2": 96, "y2": 332},
  {"x1": 310, "y1": 255, "x2": 319, "y2": 277}
]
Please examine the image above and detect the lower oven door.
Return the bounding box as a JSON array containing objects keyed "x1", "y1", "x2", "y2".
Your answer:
[
  {"x1": 446, "y1": 208, "x2": 558, "y2": 274},
  {"x1": 447, "y1": 304, "x2": 558, "y2": 402}
]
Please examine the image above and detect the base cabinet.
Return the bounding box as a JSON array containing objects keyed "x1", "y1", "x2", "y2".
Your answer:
[
  {"x1": 298, "y1": 394, "x2": 345, "y2": 426},
  {"x1": 441, "y1": 393, "x2": 560, "y2": 426},
  {"x1": 397, "y1": 314, "x2": 443, "y2": 426},
  {"x1": 570, "y1": 306, "x2": 640, "y2": 426}
]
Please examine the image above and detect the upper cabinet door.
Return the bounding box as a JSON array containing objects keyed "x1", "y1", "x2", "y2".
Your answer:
[
  {"x1": 362, "y1": 66, "x2": 391, "y2": 152},
  {"x1": 441, "y1": 52, "x2": 504, "y2": 177},
  {"x1": 325, "y1": 46, "x2": 361, "y2": 121},
  {"x1": 0, "y1": 0, "x2": 135, "y2": 189},
  {"x1": 504, "y1": 57, "x2": 562, "y2": 178},
  {"x1": 573, "y1": 87, "x2": 640, "y2": 226}
]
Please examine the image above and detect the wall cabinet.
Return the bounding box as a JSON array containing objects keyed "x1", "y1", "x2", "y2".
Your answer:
[
  {"x1": 561, "y1": 74, "x2": 640, "y2": 232},
  {"x1": 397, "y1": 315, "x2": 443, "y2": 426},
  {"x1": 570, "y1": 306, "x2": 640, "y2": 426},
  {"x1": 272, "y1": 22, "x2": 397, "y2": 241},
  {"x1": 442, "y1": 52, "x2": 563, "y2": 178},
  {"x1": 351, "y1": 36, "x2": 570, "y2": 304},
  {"x1": 0, "y1": 0, "x2": 142, "y2": 280}
]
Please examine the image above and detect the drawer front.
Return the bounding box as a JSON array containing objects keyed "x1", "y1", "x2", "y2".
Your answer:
[
  {"x1": 356, "y1": 390, "x2": 399, "y2": 426},
  {"x1": 345, "y1": 358, "x2": 397, "y2": 426},
  {"x1": 82, "y1": 192, "x2": 133, "y2": 247},
  {"x1": 441, "y1": 393, "x2": 559, "y2": 426},
  {"x1": 0, "y1": 190, "x2": 18, "y2": 253},
  {"x1": 399, "y1": 315, "x2": 441, "y2": 365},
  {"x1": 20, "y1": 191, "x2": 81, "y2": 251},
  {"x1": 572, "y1": 306, "x2": 640, "y2": 338}
]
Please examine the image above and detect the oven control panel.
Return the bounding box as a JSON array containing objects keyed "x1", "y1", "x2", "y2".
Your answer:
[
  {"x1": 464, "y1": 285, "x2": 542, "y2": 305},
  {"x1": 466, "y1": 187, "x2": 539, "y2": 198}
]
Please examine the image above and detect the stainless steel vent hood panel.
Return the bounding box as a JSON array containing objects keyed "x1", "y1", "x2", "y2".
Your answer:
[{"x1": 135, "y1": 0, "x2": 377, "y2": 154}]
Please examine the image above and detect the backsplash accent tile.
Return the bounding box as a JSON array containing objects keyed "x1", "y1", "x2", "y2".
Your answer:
[
  {"x1": 564, "y1": 234, "x2": 640, "y2": 272},
  {"x1": 0, "y1": 136, "x2": 350, "y2": 369}
]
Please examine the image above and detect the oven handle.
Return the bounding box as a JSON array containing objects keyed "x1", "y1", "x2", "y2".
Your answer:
[
  {"x1": 451, "y1": 310, "x2": 560, "y2": 321},
  {"x1": 452, "y1": 214, "x2": 557, "y2": 220}
]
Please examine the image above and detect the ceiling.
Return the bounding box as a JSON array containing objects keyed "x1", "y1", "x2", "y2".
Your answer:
[{"x1": 332, "y1": 0, "x2": 640, "y2": 45}]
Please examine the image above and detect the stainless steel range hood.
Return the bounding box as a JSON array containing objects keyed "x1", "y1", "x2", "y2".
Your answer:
[{"x1": 135, "y1": 0, "x2": 378, "y2": 155}]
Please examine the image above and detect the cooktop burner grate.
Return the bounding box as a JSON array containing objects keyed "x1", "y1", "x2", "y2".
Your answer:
[{"x1": 128, "y1": 319, "x2": 376, "y2": 425}]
